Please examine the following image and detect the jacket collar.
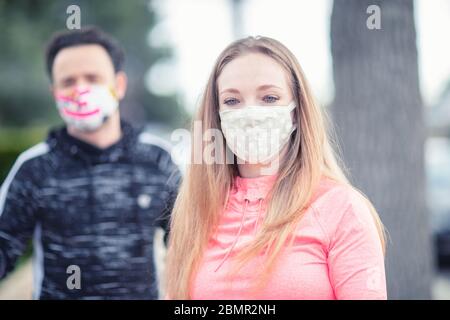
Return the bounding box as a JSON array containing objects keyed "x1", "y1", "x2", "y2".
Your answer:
[{"x1": 46, "y1": 120, "x2": 138, "y2": 164}]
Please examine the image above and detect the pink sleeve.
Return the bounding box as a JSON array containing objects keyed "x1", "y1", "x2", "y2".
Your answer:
[{"x1": 326, "y1": 193, "x2": 387, "y2": 300}]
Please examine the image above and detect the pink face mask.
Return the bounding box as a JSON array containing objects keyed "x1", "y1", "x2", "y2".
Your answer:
[{"x1": 54, "y1": 84, "x2": 118, "y2": 132}]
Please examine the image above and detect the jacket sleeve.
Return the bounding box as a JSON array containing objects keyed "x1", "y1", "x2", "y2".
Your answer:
[
  {"x1": 0, "y1": 156, "x2": 40, "y2": 280},
  {"x1": 156, "y1": 147, "x2": 182, "y2": 247},
  {"x1": 326, "y1": 193, "x2": 387, "y2": 300}
]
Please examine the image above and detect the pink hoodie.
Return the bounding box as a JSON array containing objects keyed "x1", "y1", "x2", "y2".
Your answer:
[{"x1": 189, "y1": 175, "x2": 387, "y2": 300}]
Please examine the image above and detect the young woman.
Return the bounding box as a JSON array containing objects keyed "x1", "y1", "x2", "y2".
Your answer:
[{"x1": 165, "y1": 36, "x2": 387, "y2": 300}]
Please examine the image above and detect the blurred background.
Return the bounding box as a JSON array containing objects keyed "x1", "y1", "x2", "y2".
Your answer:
[{"x1": 0, "y1": 0, "x2": 449, "y2": 299}]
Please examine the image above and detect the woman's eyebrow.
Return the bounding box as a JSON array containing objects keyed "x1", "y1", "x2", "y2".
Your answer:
[
  {"x1": 220, "y1": 84, "x2": 283, "y2": 95},
  {"x1": 219, "y1": 88, "x2": 240, "y2": 95},
  {"x1": 256, "y1": 84, "x2": 283, "y2": 91}
]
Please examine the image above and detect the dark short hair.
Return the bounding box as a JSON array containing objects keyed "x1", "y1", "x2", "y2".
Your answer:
[{"x1": 45, "y1": 26, "x2": 125, "y2": 80}]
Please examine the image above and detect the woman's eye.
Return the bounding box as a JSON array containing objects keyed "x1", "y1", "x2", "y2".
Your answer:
[
  {"x1": 263, "y1": 95, "x2": 279, "y2": 103},
  {"x1": 224, "y1": 98, "x2": 239, "y2": 106}
]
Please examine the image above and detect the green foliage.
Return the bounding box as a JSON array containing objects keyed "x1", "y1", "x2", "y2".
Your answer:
[
  {"x1": 0, "y1": 126, "x2": 48, "y2": 182},
  {"x1": 0, "y1": 0, "x2": 189, "y2": 128}
]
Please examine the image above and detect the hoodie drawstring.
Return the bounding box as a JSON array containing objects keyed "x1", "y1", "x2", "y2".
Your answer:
[
  {"x1": 253, "y1": 198, "x2": 263, "y2": 235},
  {"x1": 215, "y1": 198, "x2": 264, "y2": 272}
]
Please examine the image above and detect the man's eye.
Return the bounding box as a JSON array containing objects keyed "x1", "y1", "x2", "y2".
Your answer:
[
  {"x1": 224, "y1": 98, "x2": 239, "y2": 106},
  {"x1": 86, "y1": 75, "x2": 99, "y2": 83},
  {"x1": 263, "y1": 95, "x2": 279, "y2": 103},
  {"x1": 62, "y1": 79, "x2": 76, "y2": 88}
]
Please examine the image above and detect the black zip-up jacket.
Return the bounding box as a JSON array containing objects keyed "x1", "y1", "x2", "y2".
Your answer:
[{"x1": 0, "y1": 121, "x2": 180, "y2": 299}]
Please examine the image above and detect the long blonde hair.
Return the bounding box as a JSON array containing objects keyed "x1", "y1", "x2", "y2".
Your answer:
[{"x1": 165, "y1": 36, "x2": 386, "y2": 299}]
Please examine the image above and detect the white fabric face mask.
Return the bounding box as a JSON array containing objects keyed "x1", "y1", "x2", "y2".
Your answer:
[
  {"x1": 219, "y1": 101, "x2": 297, "y2": 163},
  {"x1": 54, "y1": 84, "x2": 119, "y2": 132}
]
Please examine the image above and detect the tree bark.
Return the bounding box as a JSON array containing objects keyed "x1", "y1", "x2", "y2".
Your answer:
[{"x1": 330, "y1": 0, "x2": 433, "y2": 299}]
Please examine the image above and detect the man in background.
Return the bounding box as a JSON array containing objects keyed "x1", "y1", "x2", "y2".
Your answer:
[{"x1": 0, "y1": 27, "x2": 180, "y2": 299}]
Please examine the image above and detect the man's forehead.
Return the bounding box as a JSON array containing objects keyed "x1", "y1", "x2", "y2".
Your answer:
[{"x1": 52, "y1": 44, "x2": 114, "y2": 77}]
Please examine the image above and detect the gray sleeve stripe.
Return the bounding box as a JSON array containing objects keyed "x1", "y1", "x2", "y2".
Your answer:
[
  {"x1": 139, "y1": 132, "x2": 185, "y2": 175},
  {"x1": 138, "y1": 132, "x2": 184, "y2": 174},
  {"x1": 0, "y1": 142, "x2": 50, "y2": 217},
  {"x1": 32, "y1": 224, "x2": 44, "y2": 300},
  {"x1": 138, "y1": 132, "x2": 173, "y2": 153}
]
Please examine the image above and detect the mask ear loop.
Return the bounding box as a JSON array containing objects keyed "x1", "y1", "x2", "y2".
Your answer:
[
  {"x1": 108, "y1": 85, "x2": 119, "y2": 100},
  {"x1": 287, "y1": 101, "x2": 297, "y2": 111},
  {"x1": 287, "y1": 101, "x2": 298, "y2": 131}
]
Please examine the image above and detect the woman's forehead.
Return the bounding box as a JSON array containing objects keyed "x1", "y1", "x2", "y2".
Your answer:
[{"x1": 217, "y1": 53, "x2": 290, "y2": 93}]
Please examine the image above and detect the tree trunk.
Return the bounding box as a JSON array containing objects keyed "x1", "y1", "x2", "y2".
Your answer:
[{"x1": 330, "y1": 0, "x2": 433, "y2": 299}]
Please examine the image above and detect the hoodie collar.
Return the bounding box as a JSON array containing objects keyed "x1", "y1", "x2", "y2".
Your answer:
[
  {"x1": 215, "y1": 174, "x2": 277, "y2": 273},
  {"x1": 230, "y1": 174, "x2": 278, "y2": 203}
]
